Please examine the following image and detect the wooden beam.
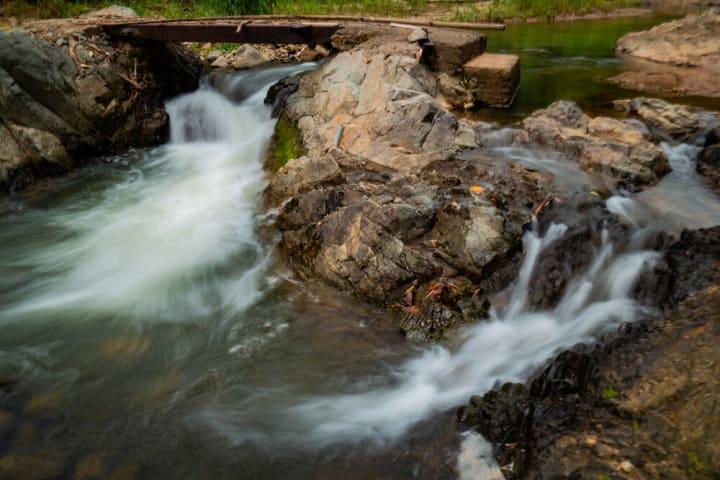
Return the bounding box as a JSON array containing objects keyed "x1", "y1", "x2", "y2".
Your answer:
[{"x1": 103, "y1": 22, "x2": 341, "y2": 44}]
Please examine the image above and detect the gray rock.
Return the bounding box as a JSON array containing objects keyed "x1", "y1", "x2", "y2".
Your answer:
[
  {"x1": 522, "y1": 100, "x2": 670, "y2": 186},
  {"x1": 232, "y1": 45, "x2": 270, "y2": 69},
  {"x1": 0, "y1": 22, "x2": 202, "y2": 191}
]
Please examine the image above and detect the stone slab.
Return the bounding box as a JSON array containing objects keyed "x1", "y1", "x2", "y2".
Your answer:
[
  {"x1": 427, "y1": 28, "x2": 486, "y2": 72},
  {"x1": 463, "y1": 53, "x2": 520, "y2": 108}
]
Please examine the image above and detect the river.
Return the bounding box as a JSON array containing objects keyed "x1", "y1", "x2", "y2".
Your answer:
[{"x1": 0, "y1": 15, "x2": 719, "y2": 480}]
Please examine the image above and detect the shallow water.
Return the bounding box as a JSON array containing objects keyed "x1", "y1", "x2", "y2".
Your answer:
[
  {"x1": 475, "y1": 14, "x2": 720, "y2": 123},
  {"x1": 1, "y1": 17, "x2": 720, "y2": 480}
]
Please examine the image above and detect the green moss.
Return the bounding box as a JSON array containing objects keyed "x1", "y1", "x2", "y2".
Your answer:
[
  {"x1": 603, "y1": 386, "x2": 618, "y2": 399},
  {"x1": 267, "y1": 115, "x2": 304, "y2": 172}
]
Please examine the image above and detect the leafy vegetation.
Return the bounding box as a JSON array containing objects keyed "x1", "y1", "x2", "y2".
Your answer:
[
  {"x1": 1, "y1": 0, "x2": 427, "y2": 20},
  {"x1": 267, "y1": 115, "x2": 304, "y2": 172},
  {"x1": 602, "y1": 386, "x2": 619, "y2": 399},
  {"x1": 2, "y1": 0, "x2": 632, "y2": 22},
  {"x1": 449, "y1": 0, "x2": 635, "y2": 23},
  {"x1": 273, "y1": 0, "x2": 427, "y2": 16},
  {"x1": 1, "y1": 0, "x2": 274, "y2": 20}
]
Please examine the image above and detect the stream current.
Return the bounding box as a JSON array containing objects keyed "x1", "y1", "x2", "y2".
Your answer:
[{"x1": 1, "y1": 20, "x2": 720, "y2": 480}]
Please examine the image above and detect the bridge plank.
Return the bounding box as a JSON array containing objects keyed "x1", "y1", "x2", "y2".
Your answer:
[{"x1": 103, "y1": 22, "x2": 341, "y2": 45}]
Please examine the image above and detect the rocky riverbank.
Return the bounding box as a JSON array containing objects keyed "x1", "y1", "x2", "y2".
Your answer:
[
  {"x1": 266, "y1": 22, "x2": 720, "y2": 340},
  {"x1": 458, "y1": 225, "x2": 720, "y2": 478},
  {"x1": 451, "y1": 102, "x2": 720, "y2": 478},
  {"x1": 611, "y1": 9, "x2": 720, "y2": 98},
  {"x1": 0, "y1": 7, "x2": 202, "y2": 192}
]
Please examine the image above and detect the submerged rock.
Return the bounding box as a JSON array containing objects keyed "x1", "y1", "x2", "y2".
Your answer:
[
  {"x1": 611, "y1": 9, "x2": 720, "y2": 97},
  {"x1": 0, "y1": 13, "x2": 202, "y2": 191}
]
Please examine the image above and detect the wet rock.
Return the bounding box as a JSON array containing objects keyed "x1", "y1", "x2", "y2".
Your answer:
[
  {"x1": 267, "y1": 146, "x2": 550, "y2": 338},
  {"x1": 24, "y1": 391, "x2": 62, "y2": 415},
  {"x1": 698, "y1": 143, "x2": 720, "y2": 194},
  {"x1": 614, "y1": 97, "x2": 720, "y2": 143},
  {"x1": 0, "y1": 410, "x2": 13, "y2": 439},
  {"x1": 74, "y1": 453, "x2": 105, "y2": 480},
  {"x1": 613, "y1": 9, "x2": 720, "y2": 97},
  {"x1": 522, "y1": 100, "x2": 670, "y2": 186},
  {"x1": 525, "y1": 198, "x2": 643, "y2": 310},
  {"x1": 459, "y1": 225, "x2": 720, "y2": 478},
  {"x1": 265, "y1": 75, "x2": 302, "y2": 118},
  {"x1": 269, "y1": 155, "x2": 345, "y2": 197},
  {"x1": 0, "y1": 450, "x2": 68, "y2": 480},
  {"x1": 0, "y1": 18, "x2": 202, "y2": 191}
]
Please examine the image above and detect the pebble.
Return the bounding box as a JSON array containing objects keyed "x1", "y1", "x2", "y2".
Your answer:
[{"x1": 620, "y1": 460, "x2": 634, "y2": 473}]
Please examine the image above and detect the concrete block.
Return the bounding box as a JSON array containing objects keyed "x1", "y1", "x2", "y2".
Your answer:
[{"x1": 463, "y1": 53, "x2": 520, "y2": 108}]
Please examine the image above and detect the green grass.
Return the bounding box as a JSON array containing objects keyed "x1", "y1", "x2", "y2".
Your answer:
[
  {"x1": 1, "y1": 0, "x2": 635, "y2": 26},
  {"x1": 602, "y1": 386, "x2": 619, "y2": 399},
  {"x1": 267, "y1": 115, "x2": 304, "y2": 172},
  {"x1": 1, "y1": 0, "x2": 428, "y2": 20},
  {"x1": 1, "y1": 0, "x2": 275, "y2": 21},
  {"x1": 449, "y1": 0, "x2": 635, "y2": 23},
  {"x1": 273, "y1": 0, "x2": 427, "y2": 17}
]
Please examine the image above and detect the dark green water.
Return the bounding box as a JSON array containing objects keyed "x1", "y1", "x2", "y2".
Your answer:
[{"x1": 475, "y1": 14, "x2": 720, "y2": 123}]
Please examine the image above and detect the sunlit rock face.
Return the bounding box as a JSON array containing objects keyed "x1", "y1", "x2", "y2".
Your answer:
[
  {"x1": 0, "y1": 9, "x2": 202, "y2": 191},
  {"x1": 611, "y1": 9, "x2": 720, "y2": 98},
  {"x1": 266, "y1": 144, "x2": 551, "y2": 339},
  {"x1": 521, "y1": 100, "x2": 671, "y2": 186}
]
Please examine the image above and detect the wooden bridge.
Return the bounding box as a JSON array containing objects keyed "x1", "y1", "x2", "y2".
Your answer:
[{"x1": 100, "y1": 15, "x2": 504, "y2": 45}]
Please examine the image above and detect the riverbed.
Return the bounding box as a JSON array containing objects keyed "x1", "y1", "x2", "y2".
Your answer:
[{"x1": 0, "y1": 14, "x2": 719, "y2": 480}]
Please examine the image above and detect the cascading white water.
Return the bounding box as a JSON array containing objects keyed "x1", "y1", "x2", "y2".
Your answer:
[
  {"x1": 283, "y1": 221, "x2": 657, "y2": 444},
  {"x1": 0, "y1": 64, "x2": 314, "y2": 323},
  {"x1": 204, "y1": 215, "x2": 658, "y2": 448}
]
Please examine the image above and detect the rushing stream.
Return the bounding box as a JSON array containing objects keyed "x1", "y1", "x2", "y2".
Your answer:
[{"x1": 1, "y1": 17, "x2": 720, "y2": 480}]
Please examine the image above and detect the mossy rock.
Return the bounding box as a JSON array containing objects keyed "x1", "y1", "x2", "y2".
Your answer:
[{"x1": 266, "y1": 114, "x2": 304, "y2": 172}]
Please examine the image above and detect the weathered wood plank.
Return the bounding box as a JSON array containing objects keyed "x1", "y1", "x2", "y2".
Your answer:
[{"x1": 103, "y1": 22, "x2": 341, "y2": 44}]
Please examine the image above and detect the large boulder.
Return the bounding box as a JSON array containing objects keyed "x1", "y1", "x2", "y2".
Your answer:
[
  {"x1": 0, "y1": 14, "x2": 202, "y2": 191},
  {"x1": 521, "y1": 100, "x2": 670, "y2": 186},
  {"x1": 283, "y1": 29, "x2": 482, "y2": 173},
  {"x1": 267, "y1": 148, "x2": 550, "y2": 339},
  {"x1": 611, "y1": 9, "x2": 720, "y2": 97}
]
